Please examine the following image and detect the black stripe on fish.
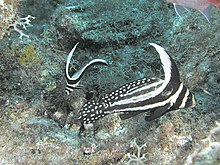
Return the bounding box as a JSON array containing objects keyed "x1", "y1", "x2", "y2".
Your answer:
[
  {"x1": 106, "y1": 81, "x2": 185, "y2": 115},
  {"x1": 183, "y1": 91, "x2": 195, "y2": 108},
  {"x1": 101, "y1": 78, "x2": 164, "y2": 103},
  {"x1": 65, "y1": 43, "x2": 108, "y2": 95},
  {"x1": 172, "y1": 83, "x2": 187, "y2": 109},
  {"x1": 78, "y1": 78, "x2": 162, "y2": 124},
  {"x1": 78, "y1": 43, "x2": 196, "y2": 126}
]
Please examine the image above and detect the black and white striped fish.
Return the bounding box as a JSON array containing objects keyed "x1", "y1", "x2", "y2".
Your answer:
[
  {"x1": 78, "y1": 43, "x2": 196, "y2": 128},
  {"x1": 65, "y1": 43, "x2": 108, "y2": 95}
]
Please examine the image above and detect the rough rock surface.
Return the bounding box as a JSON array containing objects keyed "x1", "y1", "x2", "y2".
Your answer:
[{"x1": 0, "y1": 0, "x2": 220, "y2": 164}]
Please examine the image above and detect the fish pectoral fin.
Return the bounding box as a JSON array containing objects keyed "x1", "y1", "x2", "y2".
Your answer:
[
  {"x1": 119, "y1": 111, "x2": 143, "y2": 120},
  {"x1": 145, "y1": 104, "x2": 170, "y2": 121}
]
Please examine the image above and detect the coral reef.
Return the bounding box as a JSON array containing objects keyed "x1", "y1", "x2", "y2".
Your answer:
[
  {"x1": 0, "y1": 0, "x2": 220, "y2": 164},
  {"x1": 125, "y1": 139, "x2": 148, "y2": 165},
  {"x1": 0, "y1": 0, "x2": 35, "y2": 40},
  {"x1": 42, "y1": 0, "x2": 168, "y2": 50},
  {"x1": 186, "y1": 121, "x2": 220, "y2": 165},
  {"x1": 18, "y1": 45, "x2": 41, "y2": 67}
]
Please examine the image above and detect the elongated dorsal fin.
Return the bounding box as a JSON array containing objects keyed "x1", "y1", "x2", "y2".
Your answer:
[
  {"x1": 65, "y1": 42, "x2": 80, "y2": 81},
  {"x1": 149, "y1": 43, "x2": 180, "y2": 83},
  {"x1": 65, "y1": 43, "x2": 108, "y2": 95}
]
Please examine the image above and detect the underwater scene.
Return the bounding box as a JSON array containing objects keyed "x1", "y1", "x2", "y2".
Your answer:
[{"x1": 0, "y1": 0, "x2": 220, "y2": 164}]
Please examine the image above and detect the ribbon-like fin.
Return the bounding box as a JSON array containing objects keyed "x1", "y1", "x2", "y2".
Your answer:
[{"x1": 65, "y1": 43, "x2": 108, "y2": 95}]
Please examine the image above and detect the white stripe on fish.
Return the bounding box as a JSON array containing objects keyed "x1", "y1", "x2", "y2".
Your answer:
[
  {"x1": 65, "y1": 43, "x2": 108, "y2": 95},
  {"x1": 78, "y1": 43, "x2": 196, "y2": 129}
]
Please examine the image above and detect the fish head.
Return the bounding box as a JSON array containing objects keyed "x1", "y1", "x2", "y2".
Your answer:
[
  {"x1": 184, "y1": 90, "x2": 196, "y2": 108},
  {"x1": 170, "y1": 82, "x2": 196, "y2": 110}
]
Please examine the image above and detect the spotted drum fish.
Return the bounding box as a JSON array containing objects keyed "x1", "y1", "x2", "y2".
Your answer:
[
  {"x1": 78, "y1": 43, "x2": 196, "y2": 128},
  {"x1": 166, "y1": 0, "x2": 220, "y2": 23},
  {"x1": 65, "y1": 43, "x2": 108, "y2": 95}
]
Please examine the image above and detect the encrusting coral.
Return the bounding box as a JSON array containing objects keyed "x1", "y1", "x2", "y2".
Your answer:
[
  {"x1": 186, "y1": 121, "x2": 220, "y2": 165},
  {"x1": 126, "y1": 138, "x2": 148, "y2": 165}
]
